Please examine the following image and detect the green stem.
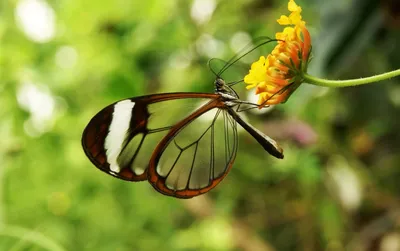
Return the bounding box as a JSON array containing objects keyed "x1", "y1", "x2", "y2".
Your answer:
[
  {"x1": 303, "y1": 69, "x2": 400, "y2": 88},
  {"x1": 0, "y1": 225, "x2": 68, "y2": 251}
]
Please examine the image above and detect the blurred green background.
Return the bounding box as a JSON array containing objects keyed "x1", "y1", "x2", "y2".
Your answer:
[{"x1": 1, "y1": 0, "x2": 399, "y2": 250}]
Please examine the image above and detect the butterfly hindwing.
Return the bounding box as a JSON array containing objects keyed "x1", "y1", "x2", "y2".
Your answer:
[{"x1": 147, "y1": 99, "x2": 238, "y2": 198}]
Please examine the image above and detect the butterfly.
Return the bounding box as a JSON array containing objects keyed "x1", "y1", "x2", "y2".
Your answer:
[{"x1": 81, "y1": 38, "x2": 284, "y2": 198}]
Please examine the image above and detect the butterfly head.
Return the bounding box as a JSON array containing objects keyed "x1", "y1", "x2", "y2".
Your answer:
[{"x1": 214, "y1": 77, "x2": 238, "y2": 100}]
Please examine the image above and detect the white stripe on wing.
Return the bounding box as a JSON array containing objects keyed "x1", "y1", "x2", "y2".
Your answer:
[{"x1": 104, "y1": 100, "x2": 135, "y2": 173}]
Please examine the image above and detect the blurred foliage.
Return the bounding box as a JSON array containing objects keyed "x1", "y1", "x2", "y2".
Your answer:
[{"x1": 0, "y1": 0, "x2": 399, "y2": 250}]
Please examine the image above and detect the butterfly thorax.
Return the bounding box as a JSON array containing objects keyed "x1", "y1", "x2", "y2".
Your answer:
[{"x1": 214, "y1": 78, "x2": 238, "y2": 105}]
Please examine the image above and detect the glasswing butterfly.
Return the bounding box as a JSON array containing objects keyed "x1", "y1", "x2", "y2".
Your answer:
[{"x1": 81, "y1": 38, "x2": 284, "y2": 198}]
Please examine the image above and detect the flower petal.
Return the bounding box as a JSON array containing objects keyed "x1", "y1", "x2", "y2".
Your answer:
[{"x1": 245, "y1": 0, "x2": 311, "y2": 106}]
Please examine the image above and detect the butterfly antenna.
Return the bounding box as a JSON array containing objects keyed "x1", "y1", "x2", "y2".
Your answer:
[
  {"x1": 227, "y1": 79, "x2": 244, "y2": 87},
  {"x1": 207, "y1": 58, "x2": 219, "y2": 77},
  {"x1": 217, "y1": 37, "x2": 277, "y2": 77}
]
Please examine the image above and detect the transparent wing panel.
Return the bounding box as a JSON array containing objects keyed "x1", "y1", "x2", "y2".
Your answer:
[
  {"x1": 155, "y1": 107, "x2": 238, "y2": 195},
  {"x1": 147, "y1": 98, "x2": 213, "y2": 130}
]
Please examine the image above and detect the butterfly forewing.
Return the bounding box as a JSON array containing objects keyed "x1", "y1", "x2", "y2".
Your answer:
[
  {"x1": 81, "y1": 93, "x2": 220, "y2": 182},
  {"x1": 147, "y1": 100, "x2": 238, "y2": 198}
]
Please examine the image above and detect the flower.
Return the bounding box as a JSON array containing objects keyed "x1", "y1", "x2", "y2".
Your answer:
[{"x1": 244, "y1": 0, "x2": 312, "y2": 107}]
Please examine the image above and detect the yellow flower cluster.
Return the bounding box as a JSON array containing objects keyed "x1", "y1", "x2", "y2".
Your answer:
[{"x1": 244, "y1": 0, "x2": 311, "y2": 107}]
